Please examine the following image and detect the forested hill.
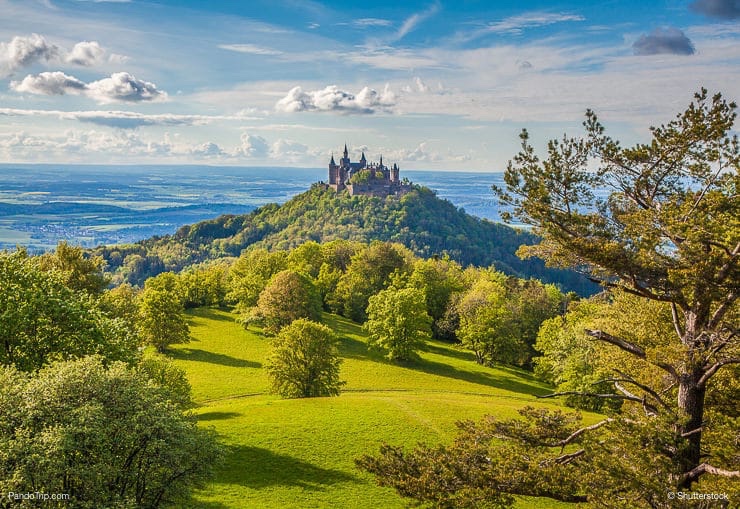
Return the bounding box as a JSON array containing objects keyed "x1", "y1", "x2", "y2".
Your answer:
[{"x1": 95, "y1": 184, "x2": 596, "y2": 294}]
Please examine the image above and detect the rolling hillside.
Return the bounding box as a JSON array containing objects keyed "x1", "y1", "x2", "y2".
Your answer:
[
  {"x1": 96, "y1": 185, "x2": 595, "y2": 294},
  {"x1": 174, "y1": 308, "x2": 595, "y2": 508}
]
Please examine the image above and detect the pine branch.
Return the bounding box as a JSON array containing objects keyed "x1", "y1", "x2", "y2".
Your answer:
[
  {"x1": 697, "y1": 358, "x2": 740, "y2": 388},
  {"x1": 681, "y1": 463, "x2": 740, "y2": 487},
  {"x1": 585, "y1": 329, "x2": 678, "y2": 378}
]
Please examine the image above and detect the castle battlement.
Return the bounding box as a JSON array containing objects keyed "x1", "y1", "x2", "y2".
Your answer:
[{"x1": 328, "y1": 144, "x2": 409, "y2": 197}]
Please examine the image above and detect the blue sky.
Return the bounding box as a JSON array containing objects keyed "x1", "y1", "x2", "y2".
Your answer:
[{"x1": 0, "y1": 0, "x2": 738, "y2": 169}]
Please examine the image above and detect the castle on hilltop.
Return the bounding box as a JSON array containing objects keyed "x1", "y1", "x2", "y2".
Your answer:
[{"x1": 327, "y1": 144, "x2": 411, "y2": 197}]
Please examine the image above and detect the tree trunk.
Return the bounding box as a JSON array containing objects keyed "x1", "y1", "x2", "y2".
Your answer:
[{"x1": 677, "y1": 371, "x2": 706, "y2": 487}]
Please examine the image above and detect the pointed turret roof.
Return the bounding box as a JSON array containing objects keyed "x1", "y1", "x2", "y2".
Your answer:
[
  {"x1": 330, "y1": 152, "x2": 335, "y2": 165},
  {"x1": 343, "y1": 143, "x2": 348, "y2": 158},
  {"x1": 360, "y1": 151, "x2": 366, "y2": 161}
]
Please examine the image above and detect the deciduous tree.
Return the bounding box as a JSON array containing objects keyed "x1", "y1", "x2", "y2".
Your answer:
[
  {"x1": 0, "y1": 356, "x2": 220, "y2": 508},
  {"x1": 365, "y1": 287, "x2": 432, "y2": 362},
  {"x1": 266, "y1": 319, "x2": 344, "y2": 398}
]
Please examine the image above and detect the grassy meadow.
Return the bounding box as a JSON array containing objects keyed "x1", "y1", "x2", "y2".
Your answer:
[{"x1": 173, "y1": 308, "x2": 594, "y2": 508}]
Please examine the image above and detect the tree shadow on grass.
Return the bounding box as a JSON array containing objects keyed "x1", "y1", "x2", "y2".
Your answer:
[
  {"x1": 420, "y1": 342, "x2": 476, "y2": 362},
  {"x1": 187, "y1": 307, "x2": 237, "y2": 322},
  {"x1": 170, "y1": 348, "x2": 261, "y2": 369},
  {"x1": 196, "y1": 411, "x2": 242, "y2": 421},
  {"x1": 217, "y1": 445, "x2": 360, "y2": 491},
  {"x1": 410, "y1": 357, "x2": 549, "y2": 397}
]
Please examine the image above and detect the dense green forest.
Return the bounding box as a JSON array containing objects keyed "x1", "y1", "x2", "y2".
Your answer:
[{"x1": 93, "y1": 184, "x2": 595, "y2": 294}]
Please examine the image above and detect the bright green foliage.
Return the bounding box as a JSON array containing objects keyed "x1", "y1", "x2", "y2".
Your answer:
[
  {"x1": 349, "y1": 170, "x2": 371, "y2": 184},
  {"x1": 365, "y1": 287, "x2": 432, "y2": 361},
  {"x1": 179, "y1": 261, "x2": 230, "y2": 309},
  {"x1": 286, "y1": 241, "x2": 324, "y2": 278},
  {"x1": 246, "y1": 270, "x2": 323, "y2": 334},
  {"x1": 98, "y1": 282, "x2": 139, "y2": 322},
  {"x1": 0, "y1": 250, "x2": 139, "y2": 371},
  {"x1": 534, "y1": 298, "x2": 617, "y2": 411},
  {"x1": 266, "y1": 318, "x2": 344, "y2": 398},
  {"x1": 138, "y1": 285, "x2": 190, "y2": 353},
  {"x1": 407, "y1": 257, "x2": 465, "y2": 338},
  {"x1": 331, "y1": 242, "x2": 413, "y2": 322},
  {"x1": 457, "y1": 276, "x2": 522, "y2": 366},
  {"x1": 0, "y1": 356, "x2": 220, "y2": 508},
  {"x1": 39, "y1": 240, "x2": 109, "y2": 294},
  {"x1": 228, "y1": 248, "x2": 288, "y2": 308}
]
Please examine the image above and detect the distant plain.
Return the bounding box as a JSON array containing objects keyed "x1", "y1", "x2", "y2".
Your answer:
[{"x1": 0, "y1": 164, "x2": 509, "y2": 251}]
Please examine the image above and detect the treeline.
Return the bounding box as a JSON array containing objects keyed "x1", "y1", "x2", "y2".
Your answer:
[
  {"x1": 92, "y1": 185, "x2": 596, "y2": 295},
  {"x1": 139, "y1": 239, "x2": 571, "y2": 371},
  {"x1": 0, "y1": 244, "x2": 220, "y2": 507}
]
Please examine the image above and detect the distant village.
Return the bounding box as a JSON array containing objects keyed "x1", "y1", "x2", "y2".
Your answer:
[{"x1": 325, "y1": 144, "x2": 412, "y2": 197}]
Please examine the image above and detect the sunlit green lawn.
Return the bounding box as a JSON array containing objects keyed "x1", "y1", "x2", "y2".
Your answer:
[{"x1": 172, "y1": 308, "x2": 593, "y2": 508}]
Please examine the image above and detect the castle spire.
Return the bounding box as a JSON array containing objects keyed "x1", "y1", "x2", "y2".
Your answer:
[
  {"x1": 379, "y1": 154, "x2": 383, "y2": 167},
  {"x1": 330, "y1": 152, "x2": 335, "y2": 165},
  {"x1": 343, "y1": 143, "x2": 348, "y2": 158}
]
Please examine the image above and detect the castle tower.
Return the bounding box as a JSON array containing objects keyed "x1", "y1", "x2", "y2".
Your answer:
[
  {"x1": 328, "y1": 153, "x2": 337, "y2": 185},
  {"x1": 342, "y1": 143, "x2": 350, "y2": 166},
  {"x1": 391, "y1": 163, "x2": 400, "y2": 183},
  {"x1": 360, "y1": 151, "x2": 366, "y2": 168}
]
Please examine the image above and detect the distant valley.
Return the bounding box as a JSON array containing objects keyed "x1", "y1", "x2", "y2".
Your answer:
[{"x1": 0, "y1": 164, "x2": 511, "y2": 251}]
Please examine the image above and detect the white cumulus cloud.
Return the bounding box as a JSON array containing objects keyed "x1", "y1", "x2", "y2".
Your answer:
[
  {"x1": 275, "y1": 84, "x2": 396, "y2": 114},
  {"x1": 86, "y1": 72, "x2": 166, "y2": 103},
  {"x1": 238, "y1": 133, "x2": 270, "y2": 157},
  {"x1": 11, "y1": 71, "x2": 167, "y2": 104},
  {"x1": 65, "y1": 41, "x2": 106, "y2": 66},
  {"x1": 0, "y1": 34, "x2": 59, "y2": 77},
  {"x1": 10, "y1": 71, "x2": 87, "y2": 95}
]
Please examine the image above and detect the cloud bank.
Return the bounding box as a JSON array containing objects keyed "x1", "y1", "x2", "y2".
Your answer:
[
  {"x1": 275, "y1": 84, "x2": 396, "y2": 114},
  {"x1": 11, "y1": 71, "x2": 167, "y2": 103},
  {"x1": 690, "y1": 0, "x2": 740, "y2": 20},
  {"x1": 633, "y1": 27, "x2": 695, "y2": 55}
]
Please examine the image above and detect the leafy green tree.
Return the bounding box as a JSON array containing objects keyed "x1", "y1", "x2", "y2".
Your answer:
[
  {"x1": 456, "y1": 275, "x2": 527, "y2": 366},
  {"x1": 266, "y1": 319, "x2": 344, "y2": 398},
  {"x1": 365, "y1": 287, "x2": 432, "y2": 362},
  {"x1": 332, "y1": 242, "x2": 413, "y2": 322},
  {"x1": 0, "y1": 250, "x2": 138, "y2": 371},
  {"x1": 138, "y1": 285, "x2": 190, "y2": 353},
  {"x1": 247, "y1": 270, "x2": 322, "y2": 334},
  {"x1": 39, "y1": 241, "x2": 109, "y2": 294},
  {"x1": 534, "y1": 296, "x2": 620, "y2": 411},
  {"x1": 360, "y1": 90, "x2": 740, "y2": 506},
  {"x1": 0, "y1": 356, "x2": 220, "y2": 508},
  {"x1": 407, "y1": 257, "x2": 465, "y2": 338},
  {"x1": 287, "y1": 241, "x2": 325, "y2": 278},
  {"x1": 98, "y1": 283, "x2": 140, "y2": 322},
  {"x1": 227, "y1": 248, "x2": 287, "y2": 308},
  {"x1": 179, "y1": 262, "x2": 230, "y2": 309}
]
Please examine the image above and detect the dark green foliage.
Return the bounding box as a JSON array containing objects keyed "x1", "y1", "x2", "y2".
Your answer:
[
  {"x1": 266, "y1": 319, "x2": 344, "y2": 398},
  {"x1": 0, "y1": 250, "x2": 139, "y2": 371},
  {"x1": 356, "y1": 407, "x2": 587, "y2": 508},
  {"x1": 0, "y1": 356, "x2": 220, "y2": 508},
  {"x1": 94, "y1": 184, "x2": 594, "y2": 295}
]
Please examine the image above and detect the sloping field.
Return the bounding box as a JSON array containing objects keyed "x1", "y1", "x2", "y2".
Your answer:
[{"x1": 173, "y1": 308, "x2": 591, "y2": 508}]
